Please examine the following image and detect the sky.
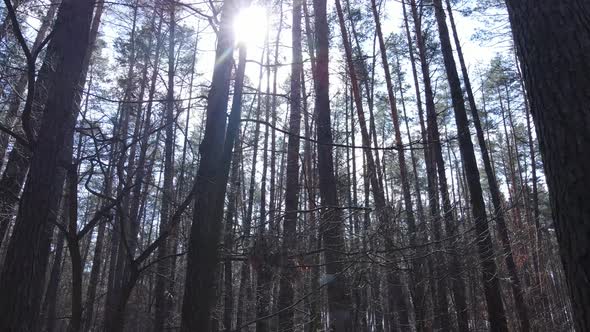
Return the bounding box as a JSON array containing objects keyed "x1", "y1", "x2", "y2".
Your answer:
[
  {"x1": 9, "y1": 0, "x2": 513, "y2": 113},
  {"x1": 12, "y1": 0, "x2": 518, "y2": 174},
  {"x1": 77, "y1": 0, "x2": 513, "y2": 113},
  {"x1": 4, "y1": 0, "x2": 540, "y2": 221}
]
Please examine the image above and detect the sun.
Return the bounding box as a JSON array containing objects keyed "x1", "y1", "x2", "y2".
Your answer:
[{"x1": 233, "y1": 5, "x2": 268, "y2": 48}]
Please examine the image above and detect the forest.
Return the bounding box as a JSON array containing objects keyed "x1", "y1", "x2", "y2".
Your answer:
[{"x1": 0, "y1": 0, "x2": 588, "y2": 331}]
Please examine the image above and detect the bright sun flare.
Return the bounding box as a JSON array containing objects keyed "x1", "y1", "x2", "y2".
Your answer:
[{"x1": 233, "y1": 6, "x2": 268, "y2": 47}]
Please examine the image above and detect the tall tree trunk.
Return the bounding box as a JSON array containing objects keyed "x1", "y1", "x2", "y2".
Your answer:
[
  {"x1": 267, "y1": 0, "x2": 283, "y2": 238},
  {"x1": 0, "y1": 0, "x2": 96, "y2": 330},
  {"x1": 0, "y1": 0, "x2": 60, "y2": 248},
  {"x1": 400, "y1": 4, "x2": 432, "y2": 329},
  {"x1": 82, "y1": 186, "x2": 111, "y2": 331},
  {"x1": 236, "y1": 45, "x2": 264, "y2": 331},
  {"x1": 221, "y1": 39, "x2": 247, "y2": 331},
  {"x1": 153, "y1": 3, "x2": 176, "y2": 330},
  {"x1": 180, "y1": 0, "x2": 238, "y2": 329},
  {"x1": 173, "y1": 35, "x2": 199, "y2": 316},
  {"x1": 432, "y1": 0, "x2": 509, "y2": 330},
  {"x1": 42, "y1": 229, "x2": 66, "y2": 332},
  {"x1": 395, "y1": 50, "x2": 430, "y2": 332},
  {"x1": 65, "y1": 168, "x2": 83, "y2": 332},
  {"x1": 103, "y1": 106, "x2": 124, "y2": 329},
  {"x1": 277, "y1": 1, "x2": 302, "y2": 330},
  {"x1": 64, "y1": 0, "x2": 106, "y2": 325},
  {"x1": 406, "y1": 0, "x2": 453, "y2": 329},
  {"x1": 505, "y1": 2, "x2": 590, "y2": 330},
  {"x1": 371, "y1": 1, "x2": 429, "y2": 330},
  {"x1": 223, "y1": 136, "x2": 241, "y2": 332},
  {"x1": 300, "y1": 49, "x2": 321, "y2": 331},
  {"x1": 313, "y1": 0, "x2": 353, "y2": 329}
]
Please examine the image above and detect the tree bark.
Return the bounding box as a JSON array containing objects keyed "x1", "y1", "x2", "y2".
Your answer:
[
  {"x1": 180, "y1": 0, "x2": 238, "y2": 329},
  {"x1": 221, "y1": 38, "x2": 247, "y2": 331},
  {"x1": 277, "y1": 1, "x2": 302, "y2": 330},
  {"x1": 406, "y1": 0, "x2": 453, "y2": 329},
  {"x1": 223, "y1": 136, "x2": 241, "y2": 332},
  {"x1": 42, "y1": 229, "x2": 66, "y2": 332},
  {"x1": 153, "y1": 3, "x2": 176, "y2": 330},
  {"x1": 235, "y1": 44, "x2": 263, "y2": 331},
  {"x1": 504, "y1": 1, "x2": 590, "y2": 330},
  {"x1": 0, "y1": 0, "x2": 95, "y2": 330},
  {"x1": 65, "y1": 168, "x2": 83, "y2": 332},
  {"x1": 313, "y1": 0, "x2": 353, "y2": 329}
]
